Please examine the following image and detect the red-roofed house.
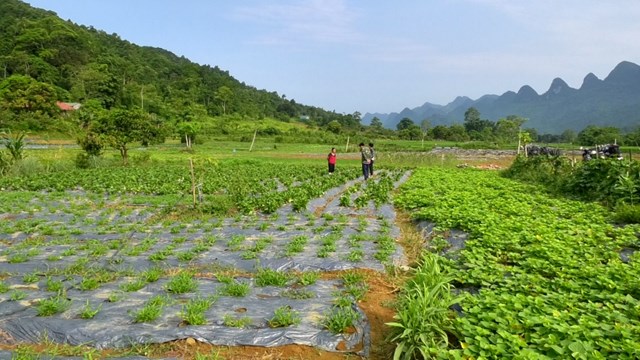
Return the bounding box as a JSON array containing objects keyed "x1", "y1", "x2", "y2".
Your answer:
[{"x1": 56, "y1": 102, "x2": 81, "y2": 111}]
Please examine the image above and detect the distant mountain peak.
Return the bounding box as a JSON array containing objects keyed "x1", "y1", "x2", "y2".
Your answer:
[
  {"x1": 362, "y1": 60, "x2": 640, "y2": 134},
  {"x1": 546, "y1": 78, "x2": 569, "y2": 95},
  {"x1": 605, "y1": 61, "x2": 640, "y2": 83},
  {"x1": 516, "y1": 85, "x2": 538, "y2": 99},
  {"x1": 580, "y1": 72, "x2": 601, "y2": 90}
]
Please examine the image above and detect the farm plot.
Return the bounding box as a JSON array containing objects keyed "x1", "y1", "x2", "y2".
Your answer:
[
  {"x1": 395, "y1": 167, "x2": 640, "y2": 358},
  {"x1": 0, "y1": 162, "x2": 410, "y2": 357}
]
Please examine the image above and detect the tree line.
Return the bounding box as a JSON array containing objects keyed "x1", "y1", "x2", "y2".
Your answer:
[
  {"x1": 0, "y1": 0, "x2": 361, "y2": 133},
  {"x1": 371, "y1": 107, "x2": 640, "y2": 147},
  {"x1": 1, "y1": 0, "x2": 638, "y2": 151}
]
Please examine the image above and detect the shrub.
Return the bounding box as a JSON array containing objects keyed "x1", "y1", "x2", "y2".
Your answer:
[
  {"x1": 0, "y1": 151, "x2": 12, "y2": 175},
  {"x1": 1, "y1": 130, "x2": 27, "y2": 161},
  {"x1": 612, "y1": 203, "x2": 640, "y2": 224}
]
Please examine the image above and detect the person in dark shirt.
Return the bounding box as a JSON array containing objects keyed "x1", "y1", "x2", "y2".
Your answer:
[{"x1": 359, "y1": 142, "x2": 372, "y2": 180}]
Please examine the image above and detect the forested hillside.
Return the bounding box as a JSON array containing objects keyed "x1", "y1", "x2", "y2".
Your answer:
[{"x1": 0, "y1": 0, "x2": 359, "y2": 132}]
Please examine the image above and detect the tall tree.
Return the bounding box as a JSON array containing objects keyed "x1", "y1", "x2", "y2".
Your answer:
[
  {"x1": 214, "y1": 85, "x2": 233, "y2": 115},
  {"x1": 396, "y1": 117, "x2": 415, "y2": 131}
]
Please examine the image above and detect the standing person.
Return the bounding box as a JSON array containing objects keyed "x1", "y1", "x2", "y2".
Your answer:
[
  {"x1": 327, "y1": 147, "x2": 337, "y2": 174},
  {"x1": 368, "y1": 143, "x2": 375, "y2": 177},
  {"x1": 359, "y1": 142, "x2": 372, "y2": 180}
]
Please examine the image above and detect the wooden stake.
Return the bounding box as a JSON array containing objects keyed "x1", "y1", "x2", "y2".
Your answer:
[
  {"x1": 249, "y1": 130, "x2": 257, "y2": 152},
  {"x1": 189, "y1": 158, "x2": 196, "y2": 207}
]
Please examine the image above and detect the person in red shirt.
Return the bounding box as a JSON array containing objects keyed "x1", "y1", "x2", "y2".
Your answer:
[{"x1": 327, "y1": 147, "x2": 337, "y2": 174}]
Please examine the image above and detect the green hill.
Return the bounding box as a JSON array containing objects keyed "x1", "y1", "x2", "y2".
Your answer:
[{"x1": 0, "y1": 0, "x2": 359, "y2": 132}]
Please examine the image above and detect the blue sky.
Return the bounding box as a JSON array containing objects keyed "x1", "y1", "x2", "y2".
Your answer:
[{"x1": 26, "y1": 0, "x2": 640, "y2": 115}]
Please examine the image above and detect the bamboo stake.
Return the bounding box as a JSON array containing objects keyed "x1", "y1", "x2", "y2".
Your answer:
[
  {"x1": 189, "y1": 158, "x2": 196, "y2": 207},
  {"x1": 249, "y1": 130, "x2": 257, "y2": 152},
  {"x1": 345, "y1": 136, "x2": 350, "y2": 152}
]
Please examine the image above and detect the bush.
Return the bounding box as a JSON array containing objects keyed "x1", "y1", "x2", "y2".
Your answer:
[
  {"x1": 75, "y1": 153, "x2": 100, "y2": 169},
  {"x1": 77, "y1": 132, "x2": 103, "y2": 156},
  {"x1": 503, "y1": 155, "x2": 572, "y2": 191},
  {"x1": 201, "y1": 194, "x2": 235, "y2": 215},
  {"x1": 9, "y1": 158, "x2": 44, "y2": 177},
  {"x1": 612, "y1": 203, "x2": 640, "y2": 224},
  {"x1": 505, "y1": 155, "x2": 640, "y2": 207},
  {"x1": 131, "y1": 152, "x2": 152, "y2": 165},
  {"x1": 0, "y1": 151, "x2": 12, "y2": 176}
]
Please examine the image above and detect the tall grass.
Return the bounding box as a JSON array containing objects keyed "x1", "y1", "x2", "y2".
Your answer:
[{"x1": 387, "y1": 253, "x2": 462, "y2": 359}]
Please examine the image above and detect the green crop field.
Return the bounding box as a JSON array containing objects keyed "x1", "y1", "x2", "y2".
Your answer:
[{"x1": 0, "y1": 139, "x2": 639, "y2": 360}]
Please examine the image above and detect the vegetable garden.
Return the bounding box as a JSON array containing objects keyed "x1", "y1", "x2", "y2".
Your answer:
[
  {"x1": 393, "y1": 167, "x2": 640, "y2": 359},
  {"x1": 0, "y1": 159, "x2": 410, "y2": 359}
]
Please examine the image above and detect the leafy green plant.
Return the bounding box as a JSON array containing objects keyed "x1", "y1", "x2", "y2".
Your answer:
[
  {"x1": 346, "y1": 249, "x2": 364, "y2": 262},
  {"x1": 255, "y1": 268, "x2": 290, "y2": 287},
  {"x1": 9, "y1": 289, "x2": 27, "y2": 301},
  {"x1": 219, "y1": 280, "x2": 250, "y2": 297},
  {"x1": 222, "y1": 314, "x2": 252, "y2": 328},
  {"x1": 1, "y1": 130, "x2": 27, "y2": 161},
  {"x1": 194, "y1": 349, "x2": 223, "y2": 360},
  {"x1": 36, "y1": 293, "x2": 72, "y2": 316},
  {"x1": 297, "y1": 271, "x2": 320, "y2": 286},
  {"x1": 612, "y1": 203, "x2": 640, "y2": 224},
  {"x1": 268, "y1": 305, "x2": 301, "y2": 328},
  {"x1": 227, "y1": 234, "x2": 245, "y2": 251},
  {"x1": 120, "y1": 279, "x2": 146, "y2": 292},
  {"x1": 181, "y1": 296, "x2": 216, "y2": 325},
  {"x1": 341, "y1": 271, "x2": 365, "y2": 286},
  {"x1": 322, "y1": 307, "x2": 360, "y2": 334},
  {"x1": 280, "y1": 288, "x2": 315, "y2": 299},
  {"x1": 132, "y1": 295, "x2": 168, "y2": 323},
  {"x1": 165, "y1": 272, "x2": 198, "y2": 294},
  {"x1": 78, "y1": 277, "x2": 100, "y2": 291},
  {"x1": 80, "y1": 300, "x2": 102, "y2": 319},
  {"x1": 177, "y1": 250, "x2": 197, "y2": 262},
  {"x1": 141, "y1": 267, "x2": 163, "y2": 283},
  {"x1": 387, "y1": 253, "x2": 461, "y2": 360},
  {"x1": 284, "y1": 235, "x2": 308, "y2": 256},
  {"x1": 22, "y1": 272, "x2": 39, "y2": 284}
]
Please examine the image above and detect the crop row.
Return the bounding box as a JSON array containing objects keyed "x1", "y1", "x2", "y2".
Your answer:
[
  {"x1": 394, "y1": 167, "x2": 640, "y2": 359},
  {"x1": 0, "y1": 159, "x2": 362, "y2": 214}
]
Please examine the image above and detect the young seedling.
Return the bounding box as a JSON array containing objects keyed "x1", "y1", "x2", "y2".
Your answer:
[
  {"x1": 297, "y1": 271, "x2": 320, "y2": 286},
  {"x1": 78, "y1": 277, "x2": 100, "y2": 291},
  {"x1": 36, "y1": 293, "x2": 72, "y2": 316},
  {"x1": 181, "y1": 296, "x2": 216, "y2": 325},
  {"x1": 280, "y1": 288, "x2": 315, "y2": 300},
  {"x1": 222, "y1": 314, "x2": 252, "y2": 328},
  {"x1": 132, "y1": 295, "x2": 168, "y2": 323},
  {"x1": 9, "y1": 290, "x2": 27, "y2": 301},
  {"x1": 22, "y1": 272, "x2": 39, "y2": 284},
  {"x1": 45, "y1": 277, "x2": 64, "y2": 293},
  {"x1": 141, "y1": 267, "x2": 163, "y2": 283},
  {"x1": 268, "y1": 305, "x2": 301, "y2": 328},
  {"x1": 255, "y1": 268, "x2": 290, "y2": 287},
  {"x1": 120, "y1": 279, "x2": 147, "y2": 292},
  {"x1": 219, "y1": 280, "x2": 250, "y2": 297},
  {"x1": 80, "y1": 300, "x2": 102, "y2": 319},
  {"x1": 165, "y1": 272, "x2": 198, "y2": 294},
  {"x1": 322, "y1": 307, "x2": 360, "y2": 334}
]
